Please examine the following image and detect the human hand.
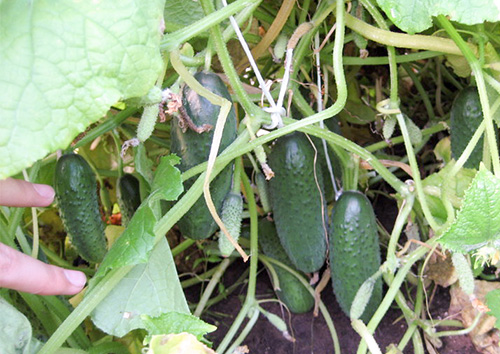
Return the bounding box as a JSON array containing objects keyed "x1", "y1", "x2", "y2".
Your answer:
[{"x1": 0, "y1": 178, "x2": 87, "y2": 295}]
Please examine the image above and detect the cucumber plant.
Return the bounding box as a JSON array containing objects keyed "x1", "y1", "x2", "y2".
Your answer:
[{"x1": 3, "y1": 1, "x2": 500, "y2": 354}]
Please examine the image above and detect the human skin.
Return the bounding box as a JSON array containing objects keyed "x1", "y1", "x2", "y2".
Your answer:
[{"x1": 0, "y1": 178, "x2": 86, "y2": 295}]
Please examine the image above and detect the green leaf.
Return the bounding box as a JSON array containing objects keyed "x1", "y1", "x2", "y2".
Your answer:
[
  {"x1": 486, "y1": 289, "x2": 500, "y2": 329},
  {"x1": 0, "y1": 0, "x2": 166, "y2": 179},
  {"x1": 91, "y1": 237, "x2": 190, "y2": 337},
  {"x1": 164, "y1": 0, "x2": 205, "y2": 30},
  {"x1": 0, "y1": 297, "x2": 43, "y2": 354},
  {"x1": 93, "y1": 155, "x2": 182, "y2": 282},
  {"x1": 376, "y1": 0, "x2": 500, "y2": 34},
  {"x1": 142, "y1": 312, "x2": 216, "y2": 342},
  {"x1": 422, "y1": 161, "x2": 476, "y2": 223},
  {"x1": 439, "y1": 167, "x2": 500, "y2": 252}
]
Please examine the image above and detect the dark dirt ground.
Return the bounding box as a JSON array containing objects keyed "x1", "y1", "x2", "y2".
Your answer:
[
  {"x1": 194, "y1": 260, "x2": 480, "y2": 354},
  {"x1": 183, "y1": 194, "x2": 482, "y2": 354}
]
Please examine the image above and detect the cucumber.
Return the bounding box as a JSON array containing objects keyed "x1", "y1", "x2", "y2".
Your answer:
[
  {"x1": 54, "y1": 154, "x2": 107, "y2": 263},
  {"x1": 314, "y1": 116, "x2": 342, "y2": 202},
  {"x1": 329, "y1": 190, "x2": 382, "y2": 321},
  {"x1": 450, "y1": 87, "x2": 484, "y2": 169},
  {"x1": 268, "y1": 132, "x2": 327, "y2": 273},
  {"x1": 259, "y1": 218, "x2": 314, "y2": 314},
  {"x1": 116, "y1": 173, "x2": 141, "y2": 227},
  {"x1": 170, "y1": 71, "x2": 237, "y2": 240},
  {"x1": 218, "y1": 192, "x2": 244, "y2": 257}
]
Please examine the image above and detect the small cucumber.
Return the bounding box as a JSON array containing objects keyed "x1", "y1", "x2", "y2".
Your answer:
[
  {"x1": 54, "y1": 154, "x2": 107, "y2": 263},
  {"x1": 259, "y1": 218, "x2": 314, "y2": 314},
  {"x1": 268, "y1": 132, "x2": 327, "y2": 273},
  {"x1": 170, "y1": 71, "x2": 237, "y2": 239},
  {"x1": 116, "y1": 173, "x2": 141, "y2": 227},
  {"x1": 450, "y1": 87, "x2": 484, "y2": 169},
  {"x1": 218, "y1": 192, "x2": 244, "y2": 257},
  {"x1": 329, "y1": 191, "x2": 382, "y2": 321}
]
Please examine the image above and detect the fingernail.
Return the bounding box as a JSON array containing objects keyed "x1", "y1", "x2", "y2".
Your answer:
[
  {"x1": 33, "y1": 184, "x2": 55, "y2": 199},
  {"x1": 64, "y1": 270, "x2": 87, "y2": 288}
]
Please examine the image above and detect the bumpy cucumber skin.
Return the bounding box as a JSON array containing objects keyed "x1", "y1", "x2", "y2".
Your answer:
[
  {"x1": 117, "y1": 173, "x2": 141, "y2": 227},
  {"x1": 218, "y1": 192, "x2": 244, "y2": 257},
  {"x1": 170, "y1": 72, "x2": 237, "y2": 240},
  {"x1": 268, "y1": 132, "x2": 327, "y2": 273},
  {"x1": 450, "y1": 87, "x2": 484, "y2": 169},
  {"x1": 329, "y1": 191, "x2": 382, "y2": 321},
  {"x1": 259, "y1": 218, "x2": 314, "y2": 314},
  {"x1": 54, "y1": 154, "x2": 107, "y2": 263}
]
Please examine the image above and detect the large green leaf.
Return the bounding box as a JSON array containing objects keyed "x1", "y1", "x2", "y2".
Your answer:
[
  {"x1": 91, "y1": 237, "x2": 190, "y2": 337},
  {"x1": 439, "y1": 167, "x2": 500, "y2": 252},
  {"x1": 0, "y1": 0, "x2": 165, "y2": 179},
  {"x1": 376, "y1": 0, "x2": 500, "y2": 34},
  {"x1": 0, "y1": 297, "x2": 42, "y2": 354}
]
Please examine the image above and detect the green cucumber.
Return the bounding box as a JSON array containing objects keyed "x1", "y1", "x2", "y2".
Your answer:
[
  {"x1": 450, "y1": 87, "x2": 484, "y2": 169},
  {"x1": 268, "y1": 132, "x2": 327, "y2": 273},
  {"x1": 170, "y1": 71, "x2": 237, "y2": 239},
  {"x1": 116, "y1": 173, "x2": 141, "y2": 227},
  {"x1": 218, "y1": 192, "x2": 244, "y2": 257},
  {"x1": 54, "y1": 154, "x2": 107, "y2": 263},
  {"x1": 259, "y1": 218, "x2": 314, "y2": 314},
  {"x1": 329, "y1": 190, "x2": 382, "y2": 321}
]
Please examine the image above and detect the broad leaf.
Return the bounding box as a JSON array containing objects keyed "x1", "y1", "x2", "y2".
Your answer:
[
  {"x1": 486, "y1": 289, "x2": 500, "y2": 329},
  {"x1": 164, "y1": 0, "x2": 205, "y2": 29},
  {"x1": 0, "y1": 297, "x2": 42, "y2": 354},
  {"x1": 439, "y1": 167, "x2": 500, "y2": 252},
  {"x1": 376, "y1": 0, "x2": 500, "y2": 34},
  {"x1": 422, "y1": 161, "x2": 475, "y2": 224},
  {"x1": 142, "y1": 313, "x2": 216, "y2": 342},
  {"x1": 94, "y1": 155, "x2": 183, "y2": 281},
  {"x1": 0, "y1": 0, "x2": 165, "y2": 179},
  {"x1": 91, "y1": 237, "x2": 190, "y2": 337}
]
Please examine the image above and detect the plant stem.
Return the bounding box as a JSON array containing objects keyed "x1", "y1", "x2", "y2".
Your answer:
[
  {"x1": 396, "y1": 113, "x2": 440, "y2": 231},
  {"x1": 73, "y1": 108, "x2": 138, "y2": 149},
  {"x1": 437, "y1": 15, "x2": 500, "y2": 177},
  {"x1": 194, "y1": 258, "x2": 231, "y2": 317},
  {"x1": 241, "y1": 171, "x2": 259, "y2": 300},
  {"x1": 402, "y1": 62, "x2": 436, "y2": 121},
  {"x1": 224, "y1": 307, "x2": 260, "y2": 354},
  {"x1": 357, "y1": 244, "x2": 431, "y2": 354},
  {"x1": 161, "y1": 0, "x2": 257, "y2": 52},
  {"x1": 199, "y1": 0, "x2": 262, "y2": 119},
  {"x1": 39, "y1": 266, "x2": 132, "y2": 354},
  {"x1": 171, "y1": 239, "x2": 195, "y2": 257},
  {"x1": 344, "y1": 13, "x2": 469, "y2": 55}
]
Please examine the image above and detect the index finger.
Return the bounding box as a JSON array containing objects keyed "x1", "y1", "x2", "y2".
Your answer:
[{"x1": 0, "y1": 178, "x2": 55, "y2": 207}]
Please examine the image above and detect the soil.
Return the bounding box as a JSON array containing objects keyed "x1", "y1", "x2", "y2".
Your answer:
[
  {"x1": 189, "y1": 195, "x2": 482, "y2": 354},
  {"x1": 197, "y1": 260, "x2": 480, "y2": 354}
]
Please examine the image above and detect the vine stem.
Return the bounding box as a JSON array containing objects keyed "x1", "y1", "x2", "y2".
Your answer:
[
  {"x1": 260, "y1": 255, "x2": 341, "y2": 354},
  {"x1": 395, "y1": 113, "x2": 441, "y2": 231},
  {"x1": 199, "y1": 0, "x2": 262, "y2": 121},
  {"x1": 357, "y1": 241, "x2": 433, "y2": 354},
  {"x1": 437, "y1": 15, "x2": 500, "y2": 177},
  {"x1": 344, "y1": 13, "x2": 472, "y2": 55},
  {"x1": 39, "y1": 267, "x2": 133, "y2": 354},
  {"x1": 161, "y1": 0, "x2": 257, "y2": 52},
  {"x1": 193, "y1": 258, "x2": 231, "y2": 317}
]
